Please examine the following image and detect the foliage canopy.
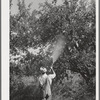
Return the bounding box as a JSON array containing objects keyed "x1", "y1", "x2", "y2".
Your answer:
[{"x1": 10, "y1": 0, "x2": 95, "y2": 100}]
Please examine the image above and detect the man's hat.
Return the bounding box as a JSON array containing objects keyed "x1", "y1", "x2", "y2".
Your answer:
[{"x1": 40, "y1": 67, "x2": 47, "y2": 72}]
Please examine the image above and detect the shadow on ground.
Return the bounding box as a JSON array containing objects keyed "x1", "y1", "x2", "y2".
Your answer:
[{"x1": 10, "y1": 84, "x2": 43, "y2": 100}]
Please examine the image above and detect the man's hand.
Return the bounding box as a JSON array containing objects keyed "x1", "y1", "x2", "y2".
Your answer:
[{"x1": 51, "y1": 66, "x2": 53, "y2": 69}]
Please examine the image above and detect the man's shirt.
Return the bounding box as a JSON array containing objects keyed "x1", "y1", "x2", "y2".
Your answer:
[{"x1": 39, "y1": 73, "x2": 56, "y2": 85}]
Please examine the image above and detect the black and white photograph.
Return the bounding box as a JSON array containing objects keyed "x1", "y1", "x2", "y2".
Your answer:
[{"x1": 8, "y1": 0, "x2": 97, "y2": 100}]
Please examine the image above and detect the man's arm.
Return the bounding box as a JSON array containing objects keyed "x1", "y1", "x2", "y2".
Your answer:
[{"x1": 49, "y1": 66, "x2": 56, "y2": 79}]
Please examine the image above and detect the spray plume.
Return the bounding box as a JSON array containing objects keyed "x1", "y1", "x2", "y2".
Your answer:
[
  {"x1": 51, "y1": 35, "x2": 66, "y2": 64},
  {"x1": 41, "y1": 34, "x2": 66, "y2": 69}
]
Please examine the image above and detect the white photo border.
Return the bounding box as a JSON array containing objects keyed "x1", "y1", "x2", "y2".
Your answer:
[
  {"x1": 1, "y1": 0, "x2": 9, "y2": 100},
  {"x1": 1, "y1": 0, "x2": 99, "y2": 100}
]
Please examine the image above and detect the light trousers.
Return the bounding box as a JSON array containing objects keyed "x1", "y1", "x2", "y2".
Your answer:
[{"x1": 43, "y1": 95, "x2": 52, "y2": 100}]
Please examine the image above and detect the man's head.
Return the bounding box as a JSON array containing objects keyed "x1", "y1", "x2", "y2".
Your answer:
[{"x1": 40, "y1": 67, "x2": 47, "y2": 74}]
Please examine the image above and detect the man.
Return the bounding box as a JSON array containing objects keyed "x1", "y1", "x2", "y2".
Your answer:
[{"x1": 39, "y1": 66, "x2": 56, "y2": 100}]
